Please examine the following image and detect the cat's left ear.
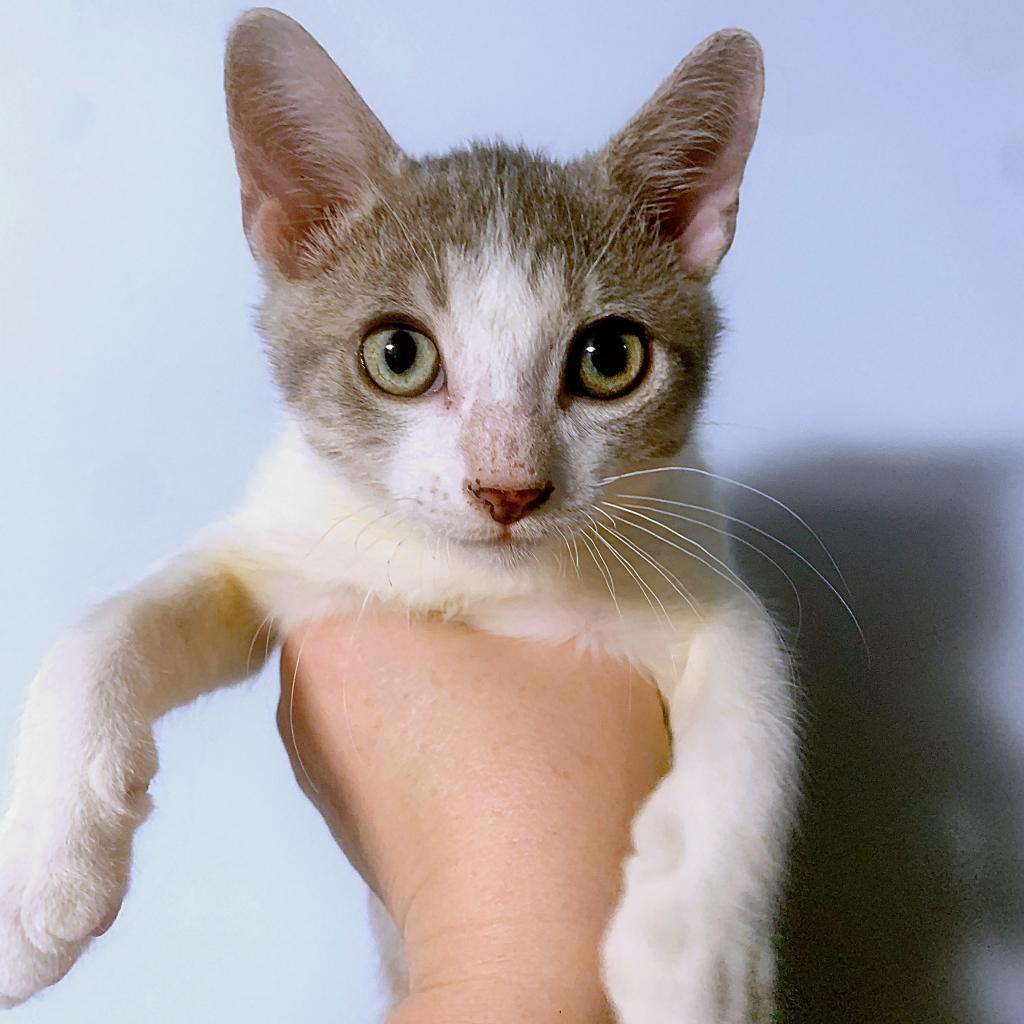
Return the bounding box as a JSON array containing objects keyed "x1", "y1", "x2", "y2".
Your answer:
[{"x1": 601, "y1": 30, "x2": 764, "y2": 282}]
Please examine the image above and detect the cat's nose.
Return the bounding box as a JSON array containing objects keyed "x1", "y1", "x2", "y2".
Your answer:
[{"x1": 467, "y1": 482, "x2": 554, "y2": 525}]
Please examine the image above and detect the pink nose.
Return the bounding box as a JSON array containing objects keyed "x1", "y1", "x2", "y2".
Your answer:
[{"x1": 467, "y1": 482, "x2": 554, "y2": 526}]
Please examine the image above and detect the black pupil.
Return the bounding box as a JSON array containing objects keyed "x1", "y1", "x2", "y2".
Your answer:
[
  {"x1": 585, "y1": 334, "x2": 629, "y2": 379},
  {"x1": 384, "y1": 330, "x2": 418, "y2": 374}
]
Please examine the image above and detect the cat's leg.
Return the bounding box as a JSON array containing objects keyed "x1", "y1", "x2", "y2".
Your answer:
[
  {"x1": 0, "y1": 534, "x2": 272, "y2": 1007},
  {"x1": 602, "y1": 598, "x2": 797, "y2": 1024}
]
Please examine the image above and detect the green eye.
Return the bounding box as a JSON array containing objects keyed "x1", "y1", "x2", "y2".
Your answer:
[
  {"x1": 567, "y1": 318, "x2": 648, "y2": 399},
  {"x1": 361, "y1": 325, "x2": 442, "y2": 397}
]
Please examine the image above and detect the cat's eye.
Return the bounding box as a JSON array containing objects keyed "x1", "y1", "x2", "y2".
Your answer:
[
  {"x1": 565, "y1": 318, "x2": 648, "y2": 400},
  {"x1": 361, "y1": 325, "x2": 442, "y2": 397}
]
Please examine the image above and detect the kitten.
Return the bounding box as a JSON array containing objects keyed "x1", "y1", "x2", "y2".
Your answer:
[{"x1": 0, "y1": 9, "x2": 797, "y2": 1022}]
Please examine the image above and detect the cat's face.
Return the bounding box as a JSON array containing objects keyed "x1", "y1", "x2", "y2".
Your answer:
[
  {"x1": 226, "y1": 10, "x2": 763, "y2": 555},
  {"x1": 261, "y1": 149, "x2": 718, "y2": 551}
]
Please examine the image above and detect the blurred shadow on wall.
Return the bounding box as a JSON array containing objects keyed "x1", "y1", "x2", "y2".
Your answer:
[{"x1": 728, "y1": 445, "x2": 1024, "y2": 1024}]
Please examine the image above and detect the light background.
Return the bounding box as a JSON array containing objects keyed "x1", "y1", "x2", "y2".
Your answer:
[{"x1": 1, "y1": 2, "x2": 1022, "y2": 1021}]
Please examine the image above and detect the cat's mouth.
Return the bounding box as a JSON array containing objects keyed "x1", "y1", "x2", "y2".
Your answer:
[
  {"x1": 459, "y1": 530, "x2": 523, "y2": 549},
  {"x1": 453, "y1": 511, "x2": 582, "y2": 553},
  {"x1": 455, "y1": 521, "x2": 553, "y2": 552}
]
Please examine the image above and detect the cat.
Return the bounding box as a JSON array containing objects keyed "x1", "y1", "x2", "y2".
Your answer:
[{"x1": 0, "y1": 9, "x2": 798, "y2": 1022}]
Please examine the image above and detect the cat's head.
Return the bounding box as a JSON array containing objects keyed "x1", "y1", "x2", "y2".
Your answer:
[{"x1": 225, "y1": 9, "x2": 762, "y2": 556}]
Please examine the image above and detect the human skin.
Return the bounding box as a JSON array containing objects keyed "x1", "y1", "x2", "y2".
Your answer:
[{"x1": 278, "y1": 613, "x2": 671, "y2": 1024}]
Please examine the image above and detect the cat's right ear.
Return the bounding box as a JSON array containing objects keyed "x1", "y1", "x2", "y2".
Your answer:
[{"x1": 224, "y1": 9, "x2": 402, "y2": 278}]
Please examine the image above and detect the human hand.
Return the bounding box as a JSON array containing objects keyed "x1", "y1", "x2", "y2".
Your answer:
[{"x1": 279, "y1": 613, "x2": 670, "y2": 1024}]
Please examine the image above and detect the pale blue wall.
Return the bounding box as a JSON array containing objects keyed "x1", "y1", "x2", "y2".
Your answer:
[{"x1": 1, "y1": 2, "x2": 1022, "y2": 1021}]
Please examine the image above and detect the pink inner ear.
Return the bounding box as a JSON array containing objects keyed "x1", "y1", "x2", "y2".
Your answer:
[
  {"x1": 250, "y1": 196, "x2": 301, "y2": 275},
  {"x1": 677, "y1": 202, "x2": 731, "y2": 278},
  {"x1": 231, "y1": 124, "x2": 392, "y2": 278},
  {"x1": 232, "y1": 129, "x2": 331, "y2": 276},
  {"x1": 677, "y1": 84, "x2": 761, "y2": 278}
]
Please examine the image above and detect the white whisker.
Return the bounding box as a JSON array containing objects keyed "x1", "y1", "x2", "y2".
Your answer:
[
  {"x1": 620, "y1": 494, "x2": 866, "y2": 652},
  {"x1": 584, "y1": 511, "x2": 661, "y2": 617},
  {"x1": 552, "y1": 525, "x2": 577, "y2": 580},
  {"x1": 303, "y1": 500, "x2": 378, "y2": 560},
  {"x1": 567, "y1": 528, "x2": 582, "y2": 576},
  {"x1": 578, "y1": 528, "x2": 621, "y2": 617},
  {"x1": 600, "y1": 465, "x2": 852, "y2": 597},
  {"x1": 384, "y1": 534, "x2": 409, "y2": 589},
  {"x1": 286, "y1": 626, "x2": 319, "y2": 797},
  {"x1": 353, "y1": 510, "x2": 395, "y2": 553},
  {"x1": 590, "y1": 517, "x2": 674, "y2": 631},
  {"x1": 245, "y1": 610, "x2": 278, "y2": 676},
  {"x1": 591, "y1": 506, "x2": 702, "y2": 619},
  {"x1": 601, "y1": 515, "x2": 756, "y2": 617},
  {"x1": 604, "y1": 501, "x2": 760, "y2": 608},
  {"x1": 619, "y1": 498, "x2": 804, "y2": 639}
]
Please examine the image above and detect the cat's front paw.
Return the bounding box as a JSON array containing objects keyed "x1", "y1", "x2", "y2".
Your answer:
[
  {"x1": 602, "y1": 763, "x2": 781, "y2": 1023},
  {"x1": 603, "y1": 898, "x2": 776, "y2": 1024},
  {"x1": 0, "y1": 865, "x2": 78, "y2": 1010},
  {"x1": 0, "y1": 799, "x2": 143, "y2": 1008}
]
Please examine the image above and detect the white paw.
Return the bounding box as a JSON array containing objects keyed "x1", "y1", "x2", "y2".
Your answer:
[
  {"x1": 601, "y1": 767, "x2": 780, "y2": 1024},
  {"x1": 0, "y1": 827, "x2": 74, "y2": 1009},
  {"x1": 0, "y1": 620, "x2": 163, "y2": 1007},
  {"x1": 0, "y1": 794, "x2": 146, "y2": 1008},
  {"x1": 604, "y1": 899, "x2": 775, "y2": 1024}
]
